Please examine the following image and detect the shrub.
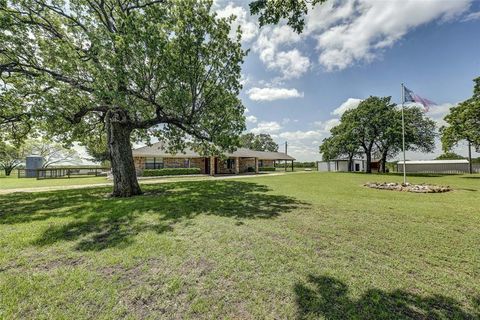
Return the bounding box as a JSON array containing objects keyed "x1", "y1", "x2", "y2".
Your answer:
[
  {"x1": 247, "y1": 166, "x2": 255, "y2": 172},
  {"x1": 259, "y1": 167, "x2": 275, "y2": 171},
  {"x1": 142, "y1": 168, "x2": 201, "y2": 177}
]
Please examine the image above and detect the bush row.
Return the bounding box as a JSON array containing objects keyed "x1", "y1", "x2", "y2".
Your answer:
[
  {"x1": 143, "y1": 168, "x2": 201, "y2": 176},
  {"x1": 259, "y1": 167, "x2": 276, "y2": 171}
]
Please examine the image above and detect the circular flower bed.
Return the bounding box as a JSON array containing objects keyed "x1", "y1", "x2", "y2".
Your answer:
[{"x1": 364, "y1": 182, "x2": 452, "y2": 193}]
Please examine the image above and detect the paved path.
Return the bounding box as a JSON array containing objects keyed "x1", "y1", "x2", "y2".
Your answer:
[{"x1": 0, "y1": 172, "x2": 306, "y2": 195}]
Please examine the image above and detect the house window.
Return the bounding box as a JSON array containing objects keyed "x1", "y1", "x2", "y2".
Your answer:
[
  {"x1": 184, "y1": 159, "x2": 190, "y2": 168},
  {"x1": 259, "y1": 160, "x2": 264, "y2": 167},
  {"x1": 226, "y1": 159, "x2": 235, "y2": 169},
  {"x1": 145, "y1": 157, "x2": 164, "y2": 169}
]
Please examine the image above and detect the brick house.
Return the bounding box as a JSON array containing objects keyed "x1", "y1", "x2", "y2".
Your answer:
[{"x1": 132, "y1": 142, "x2": 295, "y2": 176}]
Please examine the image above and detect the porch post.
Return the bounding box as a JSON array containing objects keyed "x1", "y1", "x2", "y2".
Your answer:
[
  {"x1": 291, "y1": 160, "x2": 294, "y2": 172},
  {"x1": 255, "y1": 157, "x2": 259, "y2": 174},
  {"x1": 235, "y1": 157, "x2": 240, "y2": 174},
  {"x1": 210, "y1": 156, "x2": 215, "y2": 176}
]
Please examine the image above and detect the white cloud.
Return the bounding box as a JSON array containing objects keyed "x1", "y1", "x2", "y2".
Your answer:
[
  {"x1": 306, "y1": 0, "x2": 356, "y2": 33},
  {"x1": 331, "y1": 98, "x2": 363, "y2": 116},
  {"x1": 255, "y1": 25, "x2": 301, "y2": 59},
  {"x1": 246, "y1": 115, "x2": 258, "y2": 123},
  {"x1": 253, "y1": 25, "x2": 310, "y2": 79},
  {"x1": 247, "y1": 87, "x2": 304, "y2": 101},
  {"x1": 268, "y1": 131, "x2": 325, "y2": 161},
  {"x1": 426, "y1": 102, "x2": 456, "y2": 127},
  {"x1": 269, "y1": 49, "x2": 311, "y2": 79},
  {"x1": 279, "y1": 130, "x2": 324, "y2": 141},
  {"x1": 306, "y1": 0, "x2": 471, "y2": 71},
  {"x1": 217, "y1": 0, "x2": 471, "y2": 79},
  {"x1": 250, "y1": 121, "x2": 282, "y2": 134},
  {"x1": 284, "y1": 143, "x2": 323, "y2": 162},
  {"x1": 462, "y1": 10, "x2": 480, "y2": 22},
  {"x1": 216, "y1": 4, "x2": 258, "y2": 43},
  {"x1": 313, "y1": 118, "x2": 341, "y2": 132},
  {"x1": 323, "y1": 118, "x2": 341, "y2": 132}
]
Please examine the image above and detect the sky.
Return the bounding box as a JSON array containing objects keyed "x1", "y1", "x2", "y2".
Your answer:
[{"x1": 213, "y1": 0, "x2": 480, "y2": 162}]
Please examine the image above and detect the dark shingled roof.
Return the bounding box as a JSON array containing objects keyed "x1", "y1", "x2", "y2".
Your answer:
[{"x1": 132, "y1": 141, "x2": 295, "y2": 161}]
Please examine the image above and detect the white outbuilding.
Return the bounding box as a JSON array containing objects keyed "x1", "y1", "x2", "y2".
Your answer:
[
  {"x1": 317, "y1": 159, "x2": 366, "y2": 172},
  {"x1": 397, "y1": 159, "x2": 470, "y2": 174}
]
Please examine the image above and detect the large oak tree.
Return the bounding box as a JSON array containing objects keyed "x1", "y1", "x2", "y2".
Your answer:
[
  {"x1": 441, "y1": 77, "x2": 480, "y2": 174},
  {"x1": 340, "y1": 96, "x2": 395, "y2": 173},
  {"x1": 1, "y1": 0, "x2": 247, "y2": 196},
  {"x1": 323, "y1": 96, "x2": 436, "y2": 173},
  {"x1": 375, "y1": 106, "x2": 436, "y2": 173}
]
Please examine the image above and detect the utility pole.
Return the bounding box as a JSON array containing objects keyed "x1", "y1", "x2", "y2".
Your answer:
[
  {"x1": 401, "y1": 83, "x2": 407, "y2": 185},
  {"x1": 284, "y1": 141, "x2": 287, "y2": 171}
]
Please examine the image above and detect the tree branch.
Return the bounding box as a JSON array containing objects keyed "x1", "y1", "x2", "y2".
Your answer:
[
  {"x1": 1, "y1": 63, "x2": 94, "y2": 93},
  {"x1": 125, "y1": 0, "x2": 166, "y2": 12}
]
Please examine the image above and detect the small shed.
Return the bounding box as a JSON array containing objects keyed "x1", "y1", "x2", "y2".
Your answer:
[{"x1": 397, "y1": 160, "x2": 470, "y2": 174}]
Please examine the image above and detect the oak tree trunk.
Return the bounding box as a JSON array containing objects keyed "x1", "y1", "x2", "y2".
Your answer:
[
  {"x1": 4, "y1": 167, "x2": 13, "y2": 176},
  {"x1": 365, "y1": 150, "x2": 372, "y2": 173},
  {"x1": 348, "y1": 154, "x2": 353, "y2": 172},
  {"x1": 381, "y1": 150, "x2": 388, "y2": 173},
  {"x1": 106, "y1": 109, "x2": 142, "y2": 197}
]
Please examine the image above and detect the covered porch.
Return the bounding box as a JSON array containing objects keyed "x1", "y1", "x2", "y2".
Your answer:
[{"x1": 206, "y1": 157, "x2": 278, "y2": 175}]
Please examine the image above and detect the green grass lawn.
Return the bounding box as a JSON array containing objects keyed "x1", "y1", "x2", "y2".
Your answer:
[
  {"x1": 0, "y1": 172, "x2": 479, "y2": 319},
  {"x1": 0, "y1": 173, "x2": 109, "y2": 190}
]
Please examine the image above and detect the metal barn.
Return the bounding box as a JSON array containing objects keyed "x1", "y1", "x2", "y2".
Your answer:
[{"x1": 396, "y1": 160, "x2": 470, "y2": 174}]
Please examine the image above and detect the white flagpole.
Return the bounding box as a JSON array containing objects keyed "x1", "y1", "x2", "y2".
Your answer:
[{"x1": 401, "y1": 83, "x2": 407, "y2": 185}]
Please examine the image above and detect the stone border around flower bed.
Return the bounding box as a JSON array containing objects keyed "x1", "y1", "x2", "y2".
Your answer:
[{"x1": 364, "y1": 182, "x2": 452, "y2": 193}]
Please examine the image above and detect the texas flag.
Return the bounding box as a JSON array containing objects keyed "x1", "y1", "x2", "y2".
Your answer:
[{"x1": 403, "y1": 86, "x2": 436, "y2": 112}]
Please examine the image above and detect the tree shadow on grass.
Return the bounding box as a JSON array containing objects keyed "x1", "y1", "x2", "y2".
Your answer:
[
  {"x1": 0, "y1": 180, "x2": 308, "y2": 251},
  {"x1": 295, "y1": 275, "x2": 477, "y2": 320}
]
